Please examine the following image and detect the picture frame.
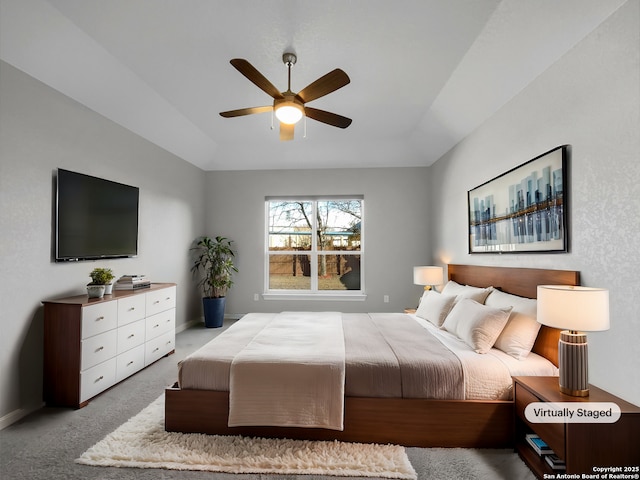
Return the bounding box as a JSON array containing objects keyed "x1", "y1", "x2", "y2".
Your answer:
[{"x1": 467, "y1": 145, "x2": 569, "y2": 254}]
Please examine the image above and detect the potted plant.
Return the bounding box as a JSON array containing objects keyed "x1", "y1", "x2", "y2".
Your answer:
[
  {"x1": 191, "y1": 236, "x2": 238, "y2": 328},
  {"x1": 88, "y1": 267, "x2": 115, "y2": 298}
]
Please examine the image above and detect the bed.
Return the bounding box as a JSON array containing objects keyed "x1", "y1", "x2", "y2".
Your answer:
[{"x1": 165, "y1": 264, "x2": 579, "y2": 447}]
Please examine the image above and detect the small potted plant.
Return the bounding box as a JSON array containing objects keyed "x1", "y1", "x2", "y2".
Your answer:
[
  {"x1": 87, "y1": 267, "x2": 115, "y2": 298},
  {"x1": 191, "y1": 236, "x2": 237, "y2": 327}
]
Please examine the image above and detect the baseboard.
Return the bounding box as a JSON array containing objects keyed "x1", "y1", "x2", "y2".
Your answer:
[
  {"x1": 175, "y1": 318, "x2": 202, "y2": 333},
  {"x1": 0, "y1": 401, "x2": 44, "y2": 431},
  {"x1": 176, "y1": 314, "x2": 243, "y2": 334}
]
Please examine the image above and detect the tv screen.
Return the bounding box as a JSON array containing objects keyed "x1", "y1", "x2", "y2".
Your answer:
[{"x1": 56, "y1": 169, "x2": 139, "y2": 261}]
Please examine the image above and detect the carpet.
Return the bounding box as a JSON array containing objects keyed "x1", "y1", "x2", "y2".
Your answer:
[{"x1": 76, "y1": 395, "x2": 417, "y2": 479}]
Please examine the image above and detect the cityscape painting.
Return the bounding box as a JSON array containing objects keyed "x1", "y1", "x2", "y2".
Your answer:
[{"x1": 468, "y1": 145, "x2": 569, "y2": 253}]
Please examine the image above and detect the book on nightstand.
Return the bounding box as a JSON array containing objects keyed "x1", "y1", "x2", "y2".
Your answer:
[
  {"x1": 545, "y1": 454, "x2": 566, "y2": 471},
  {"x1": 525, "y1": 434, "x2": 553, "y2": 456}
]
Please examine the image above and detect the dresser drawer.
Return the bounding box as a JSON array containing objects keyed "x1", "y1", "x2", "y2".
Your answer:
[
  {"x1": 145, "y1": 331, "x2": 174, "y2": 365},
  {"x1": 145, "y1": 309, "x2": 175, "y2": 340},
  {"x1": 80, "y1": 358, "x2": 116, "y2": 403},
  {"x1": 117, "y1": 318, "x2": 145, "y2": 354},
  {"x1": 515, "y1": 382, "x2": 566, "y2": 458},
  {"x1": 81, "y1": 302, "x2": 118, "y2": 339},
  {"x1": 81, "y1": 329, "x2": 117, "y2": 370},
  {"x1": 116, "y1": 344, "x2": 145, "y2": 382},
  {"x1": 117, "y1": 295, "x2": 146, "y2": 326},
  {"x1": 146, "y1": 286, "x2": 177, "y2": 316}
]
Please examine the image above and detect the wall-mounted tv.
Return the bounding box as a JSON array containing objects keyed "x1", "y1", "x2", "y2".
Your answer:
[{"x1": 55, "y1": 169, "x2": 139, "y2": 262}]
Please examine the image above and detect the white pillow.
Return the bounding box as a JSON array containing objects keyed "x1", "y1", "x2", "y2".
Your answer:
[
  {"x1": 485, "y1": 290, "x2": 541, "y2": 360},
  {"x1": 415, "y1": 290, "x2": 457, "y2": 327},
  {"x1": 441, "y1": 280, "x2": 494, "y2": 305},
  {"x1": 442, "y1": 298, "x2": 512, "y2": 354}
]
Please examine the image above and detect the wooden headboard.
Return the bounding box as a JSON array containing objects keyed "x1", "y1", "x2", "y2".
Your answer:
[{"x1": 447, "y1": 264, "x2": 580, "y2": 367}]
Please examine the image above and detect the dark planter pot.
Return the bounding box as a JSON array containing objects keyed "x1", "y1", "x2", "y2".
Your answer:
[{"x1": 202, "y1": 296, "x2": 226, "y2": 328}]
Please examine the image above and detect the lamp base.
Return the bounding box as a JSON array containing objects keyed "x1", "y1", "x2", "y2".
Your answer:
[
  {"x1": 558, "y1": 331, "x2": 590, "y2": 397},
  {"x1": 559, "y1": 385, "x2": 589, "y2": 397}
]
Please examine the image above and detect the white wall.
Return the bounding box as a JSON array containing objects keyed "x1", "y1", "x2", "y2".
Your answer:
[
  {"x1": 0, "y1": 61, "x2": 206, "y2": 424},
  {"x1": 204, "y1": 167, "x2": 431, "y2": 315},
  {"x1": 429, "y1": 1, "x2": 639, "y2": 405}
]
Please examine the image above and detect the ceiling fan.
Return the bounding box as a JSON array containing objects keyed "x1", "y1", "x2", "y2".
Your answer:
[{"x1": 219, "y1": 53, "x2": 352, "y2": 141}]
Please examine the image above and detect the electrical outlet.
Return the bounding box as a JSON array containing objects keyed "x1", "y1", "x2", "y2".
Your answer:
[
  {"x1": 253, "y1": 293, "x2": 259, "y2": 301},
  {"x1": 383, "y1": 295, "x2": 389, "y2": 303}
]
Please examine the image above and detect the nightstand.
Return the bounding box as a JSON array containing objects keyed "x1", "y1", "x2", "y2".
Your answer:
[{"x1": 513, "y1": 376, "x2": 640, "y2": 478}]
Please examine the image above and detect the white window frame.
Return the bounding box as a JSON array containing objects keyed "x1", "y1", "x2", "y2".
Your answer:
[{"x1": 263, "y1": 196, "x2": 366, "y2": 301}]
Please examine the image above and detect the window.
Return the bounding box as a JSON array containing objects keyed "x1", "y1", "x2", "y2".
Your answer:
[{"x1": 266, "y1": 197, "x2": 363, "y2": 298}]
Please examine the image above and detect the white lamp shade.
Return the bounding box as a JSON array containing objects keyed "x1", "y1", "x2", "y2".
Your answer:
[
  {"x1": 413, "y1": 266, "x2": 444, "y2": 286},
  {"x1": 537, "y1": 285, "x2": 610, "y2": 331},
  {"x1": 275, "y1": 103, "x2": 304, "y2": 124}
]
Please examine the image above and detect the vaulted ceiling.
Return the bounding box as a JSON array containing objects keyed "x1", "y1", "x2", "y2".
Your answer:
[{"x1": 0, "y1": 0, "x2": 626, "y2": 170}]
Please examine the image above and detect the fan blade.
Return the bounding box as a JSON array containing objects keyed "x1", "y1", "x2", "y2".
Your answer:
[
  {"x1": 280, "y1": 122, "x2": 294, "y2": 141},
  {"x1": 305, "y1": 107, "x2": 352, "y2": 129},
  {"x1": 220, "y1": 106, "x2": 272, "y2": 118},
  {"x1": 230, "y1": 59, "x2": 284, "y2": 100},
  {"x1": 296, "y1": 69, "x2": 350, "y2": 103}
]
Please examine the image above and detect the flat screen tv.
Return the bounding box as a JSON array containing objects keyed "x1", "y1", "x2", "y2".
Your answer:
[{"x1": 55, "y1": 168, "x2": 139, "y2": 261}]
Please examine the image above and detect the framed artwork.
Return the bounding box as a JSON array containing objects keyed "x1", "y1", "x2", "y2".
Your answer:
[{"x1": 468, "y1": 145, "x2": 569, "y2": 254}]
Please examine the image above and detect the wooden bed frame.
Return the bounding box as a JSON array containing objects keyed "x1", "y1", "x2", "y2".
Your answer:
[{"x1": 165, "y1": 264, "x2": 579, "y2": 447}]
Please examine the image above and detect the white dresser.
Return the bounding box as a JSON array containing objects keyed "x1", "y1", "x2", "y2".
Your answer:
[{"x1": 43, "y1": 283, "x2": 176, "y2": 408}]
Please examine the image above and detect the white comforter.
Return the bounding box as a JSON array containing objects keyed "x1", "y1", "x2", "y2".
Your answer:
[{"x1": 227, "y1": 312, "x2": 346, "y2": 430}]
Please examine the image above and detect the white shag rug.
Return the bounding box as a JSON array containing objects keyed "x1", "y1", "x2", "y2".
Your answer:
[{"x1": 76, "y1": 395, "x2": 417, "y2": 479}]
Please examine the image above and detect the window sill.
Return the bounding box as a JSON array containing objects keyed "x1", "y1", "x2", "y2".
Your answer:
[{"x1": 262, "y1": 293, "x2": 367, "y2": 301}]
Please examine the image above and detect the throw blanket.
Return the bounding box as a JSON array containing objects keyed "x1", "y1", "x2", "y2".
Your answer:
[{"x1": 228, "y1": 312, "x2": 346, "y2": 430}]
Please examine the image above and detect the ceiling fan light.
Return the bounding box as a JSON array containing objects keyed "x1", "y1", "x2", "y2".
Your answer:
[{"x1": 275, "y1": 102, "x2": 304, "y2": 124}]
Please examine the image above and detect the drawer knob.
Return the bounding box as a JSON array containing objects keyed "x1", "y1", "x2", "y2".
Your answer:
[
  {"x1": 154, "y1": 324, "x2": 159, "y2": 328},
  {"x1": 96, "y1": 346, "x2": 104, "y2": 352},
  {"x1": 128, "y1": 334, "x2": 135, "y2": 339},
  {"x1": 127, "y1": 361, "x2": 134, "y2": 366},
  {"x1": 129, "y1": 307, "x2": 135, "y2": 311},
  {"x1": 95, "y1": 375, "x2": 104, "y2": 383},
  {"x1": 97, "y1": 316, "x2": 104, "y2": 321},
  {"x1": 154, "y1": 300, "x2": 160, "y2": 304},
  {"x1": 166, "y1": 297, "x2": 171, "y2": 300},
  {"x1": 166, "y1": 341, "x2": 172, "y2": 345},
  {"x1": 153, "y1": 347, "x2": 159, "y2": 353}
]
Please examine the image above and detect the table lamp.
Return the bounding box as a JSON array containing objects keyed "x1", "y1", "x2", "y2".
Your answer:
[
  {"x1": 537, "y1": 285, "x2": 609, "y2": 396},
  {"x1": 413, "y1": 266, "x2": 444, "y2": 291}
]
